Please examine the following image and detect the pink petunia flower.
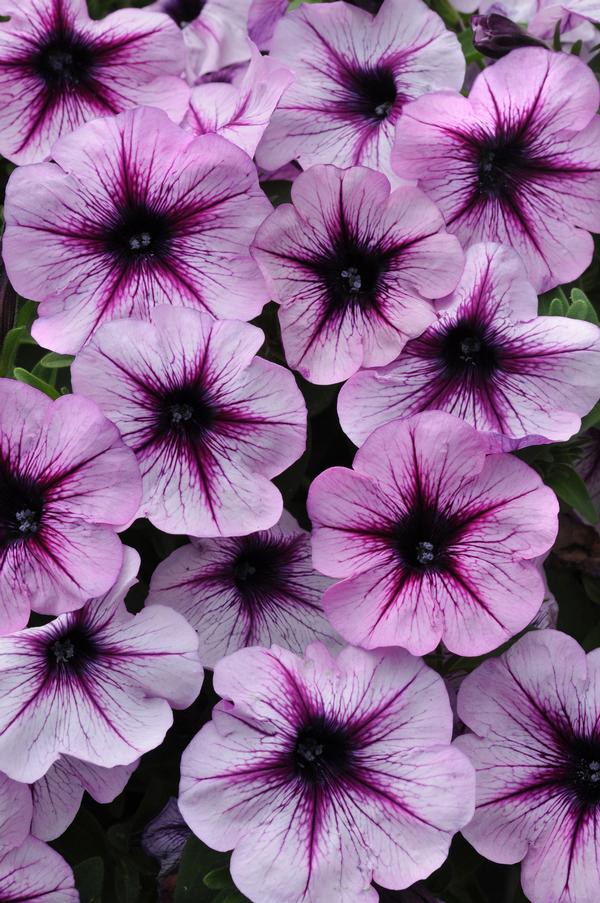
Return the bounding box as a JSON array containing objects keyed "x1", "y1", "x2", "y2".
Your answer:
[
  {"x1": 0, "y1": 772, "x2": 77, "y2": 901},
  {"x1": 0, "y1": 0, "x2": 188, "y2": 165},
  {"x1": 0, "y1": 546, "x2": 203, "y2": 784},
  {"x1": 183, "y1": 41, "x2": 293, "y2": 158},
  {"x1": 339, "y1": 243, "x2": 600, "y2": 448},
  {"x1": 393, "y1": 47, "x2": 600, "y2": 292},
  {"x1": 71, "y1": 307, "x2": 307, "y2": 537},
  {"x1": 2, "y1": 106, "x2": 271, "y2": 354},
  {"x1": 179, "y1": 643, "x2": 475, "y2": 903},
  {"x1": 146, "y1": 511, "x2": 337, "y2": 668},
  {"x1": 308, "y1": 411, "x2": 559, "y2": 656},
  {"x1": 255, "y1": 0, "x2": 465, "y2": 182},
  {"x1": 0, "y1": 378, "x2": 141, "y2": 635},
  {"x1": 251, "y1": 164, "x2": 464, "y2": 384},
  {"x1": 456, "y1": 629, "x2": 600, "y2": 903},
  {"x1": 247, "y1": 0, "x2": 287, "y2": 49},
  {"x1": 30, "y1": 756, "x2": 137, "y2": 841}
]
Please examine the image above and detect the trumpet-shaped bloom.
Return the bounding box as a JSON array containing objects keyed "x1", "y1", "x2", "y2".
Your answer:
[
  {"x1": 0, "y1": 546, "x2": 203, "y2": 784},
  {"x1": 2, "y1": 106, "x2": 271, "y2": 354},
  {"x1": 393, "y1": 48, "x2": 600, "y2": 292},
  {"x1": 252, "y1": 165, "x2": 464, "y2": 384},
  {"x1": 179, "y1": 643, "x2": 475, "y2": 903},
  {"x1": 308, "y1": 412, "x2": 558, "y2": 656},
  {"x1": 31, "y1": 756, "x2": 137, "y2": 841},
  {"x1": 0, "y1": 772, "x2": 77, "y2": 901},
  {"x1": 71, "y1": 307, "x2": 307, "y2": 537},
  {"x1": 256, "y1": 0, "x2": 465, "y2": 182},
  {"x1": 339, "y1": 243, "x2": 600, "y2": 449},
  {"x1": 456, "y1": 630, "x2": 600, "y2": 903},
  {"x1": 0, "y1": 378, "x2": 141, "y2": 635},
  {"x1": 0, "y1": 0, "x2": 188, "y2": 165},
  {"x1": 147, "y1": 511, "x2": 336, "y2": 668},
  {"x1": 184, "y1": 42, "x2": 293, "y2": 157}
]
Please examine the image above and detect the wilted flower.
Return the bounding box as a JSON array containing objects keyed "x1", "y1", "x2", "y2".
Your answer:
[
  {"x1": 457, "y1": 629, "x2": 600, "y2": 903},
  {"x1": 3, "y1": 106, "x2": 271, "y2": 354},
  {"x1": 308, "y1": 411, "x2": 558, "y2": 656},
  {"x1": 147, "y1": 511, "x2": 336, "y2": 668},
  {"x1": 0, "y1": 0, "x2": 188, "y2": 164},
  {"x1": 393, "y1": 48, "x2": 600, "y2": 291},
  {"x1": 252, "y1": 164, "x2": 464, "y2": 384},
  {"x1": 141, "y1": 797, "x2": 191, "y2": 877},
  {"x1": 339, "y1": 243, "x2": 600, "y2": 449},
  {"x1": 472, "y1": 13, "x2": 547, "y2": 57},
  {"x1": 71, "y1": 307, "x2": 307, "y2": 537},
  {"x1": 256, "y1": 0, "x2": 465, "y2": 181},
  {"x1": 0, "y1": 378, "x2": 141, "y2": 635},
  {"x1": 183, "y1": 42, "x2": 292, "y2": 157},
  {"x1": 0, "y1": 547, "x2": 203, "y2": 783},
  {"x1": 179, "y1": 642, "x2": 475, "y2": 903}
]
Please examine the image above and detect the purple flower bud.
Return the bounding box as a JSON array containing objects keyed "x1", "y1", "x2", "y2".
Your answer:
[{"x1": 472, "y1": 14, "x2": 548, "y2": 59}]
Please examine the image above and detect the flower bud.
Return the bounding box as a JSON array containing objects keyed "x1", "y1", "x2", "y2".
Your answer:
[{"x1": 472, "y1": 14, "x2": 548, "y2": 59}]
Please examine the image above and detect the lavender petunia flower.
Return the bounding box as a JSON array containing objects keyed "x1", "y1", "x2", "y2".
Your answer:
[
  {"x1": 141, "y1": 797, "x2": 191, "y2": 877},
  {"x1": 247, "y1": 0, "x2": 287, "y2": 49},
  {"x1": 179, "y1": 643, "x2": 475, "y2": 903},
  {"x1": 146, "y1": 511, "x2": 337, "y2": 669},
  {"x1": 2, "y1": 106, "x2": 271, "y2": 354},
  {"x1": 31, "y1": 756, "x2": 137, "y2": 841},
  {"x1": 0, "y1": 378, "x2": 141, "y2": 635},
  {"x1": 393, "y1": 48, "x2": 600, "y2": 292},
  {"x1": 0, "y1": 0, "x2": 188, "y2": 165},
  {"x1": 339, "y1": 243, "x2": 600, "y2": 449},
  {"x1": 0, "y1": 772, "x2": 77, "y2": 901},
  {"x1": 255, "y1": 0, "x2": 465, "y2": 182},
  {"x1": 0, "y1": 546, "x2": 203, "y2": 784},
  {"x1": 252, "y1": 164, "x2": 464, "y2": 384},
  {"x1": 183, "y1": 42, "x2": 293, "y2": 158},
  {"x1": 308, "y1": 411, "x2": 559, "y2": 656},
  {"x1": 456, "y1": 629, "x2": 600, "y2": 903},
  {"x1": 71, "y1": 307, "x2": 307, "y2": 537}
]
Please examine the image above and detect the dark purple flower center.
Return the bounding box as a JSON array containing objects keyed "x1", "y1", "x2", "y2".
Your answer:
[
  {"x1": 162, "y1": 0, "x2": 206, "y2": 27},
  {"x1": 346, "y1": 64, "x2": 398, "y2": 122},
  {"x1": 33, "y1": 32, "x2": 94, "y2": 90},
  {"x1": 395, "y1": 508, "x2": 460, "y2": 572},
  {"x1": 158, "y1": 386, "x2": 215, "y2": 440},
  {"x1": 441, "y1": 321, "x2": 499, "y2": 379},
  {"x1": 47, "y1": 625, "x2": 98, "y2": 675},
  {"x1": 230, "y1": 535, "x2": 299, "y2": 603},
  {"x1": 313, "y1": 239, "x2": 387, "y2": 317},
  {"x1": 476, "y1": 135, "x2": 529, "y2": 199},
  {"x1": 105, "y1": 204, "x2": 172, "y2": 264},
  {"x1": 293, "y1": 717, "x2": 353, "y2": 785},
  {"x1": 0, "y1": 469, "x2": 44, "y2": 549},
  {"x1": 568, "y1": 738, "x2": 600, "y2": 807}
]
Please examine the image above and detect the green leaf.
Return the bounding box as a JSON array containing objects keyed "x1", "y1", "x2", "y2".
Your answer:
[
  {"x1": 37, "y1": 352, "x2": 75, "y2": 369},
  {"x1": 581, "y1": 399, "x2": 600, "y2": 431},
  {"x1": 174, "y1": 836, "x2": 225, "y2": 903},
  {"x1": 0, "y1": 325, "x2": 26, "y2": 376},
  {"x1": 552, "y1": 18, "x2": 562, "y2": 50},
  {"x1": 549, "y1": 296, "x2": 568, "y2": 316},
  {"x1": 545, "y1": 463, "x2": 598, "y2": 522},
  {"x1": 583, "y1": 575, "x2": 600, "y2": 606},
  {"x1": 203, "y1": 866, "x2": 235, "y2": 890},
  {"x1": 569, "y1": 288, "x2": 599, "y2": 324},
  {"x1": 73, "y1": 857, "x2": 104, "y2": 903},
  {"x1": 114, "y1": 858, "x2": 140, "y2": 903},
  {"x1": 13, "y1": 367, "x2": 60, "y2": 399},
  {"x1": 570, "y1": 39, "x2": 583, "y2": 55}
]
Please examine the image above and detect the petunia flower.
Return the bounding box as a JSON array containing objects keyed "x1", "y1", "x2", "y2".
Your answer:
[
  {"x1": 141, "y1": 797, "x2": 191, "y2": 877},
  {"x1": 146, "y1": 511, "x2": 337, "y2": 668},
  {"x1": 2, "y1": 106, "x2": 271, "y2": 354},
  {"x1": 183, "y1": 41, "x2": 293, "y2": 158},
  {"x1": 338, "y1": 243, "x2": 600, "y2": 449},
  {"x1": 453, "y1": 0, "x2": 600, "y2": 46},
  {"x1": 456, "y1": 629, "x2": 600, "y2": 903},
  {"x1": 251, "y1": 164, "x2": 464, "y2": 384},
  {"x1": 247, "y1": 0, "x2": 287, "y2": 49},
  {"x1": 393, "y1": 47, "x2": 600, "y2": 292},
  {"x1": 148, "y1": 0, "x2": 252, "y2": 82},
  {"x1": 308, "y1": 411, "x2": 559, "y2": 656},
  {"x1": 179, "y1": 642, "x2": 475, "y2": 903},
  {"x1": 0, "y1": 0, "x2": 188, "y2": 165},
  {"x1": 255, "y1": 0, "x2": 465, "y2": 182},
  {"x1": 71, "y1": 306, "x2": 307, "y2": 538},
  {"x1": 576, "y1": 426, "x2": 600, "y2": 523},
  {"x1": 30, "y1": 756, "x2": 137, "y2": 841},
  {"x1": 0, "y1": 546, "x2": 203, "y2": 784},
  {"x1": 0, "y1": 378, "x2": 141, "y2": 636},
  {"x1": 0, "y1": 771, "x2": 77, "y2": 901}
]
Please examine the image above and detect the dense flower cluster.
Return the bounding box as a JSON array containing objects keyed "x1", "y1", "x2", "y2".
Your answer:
[{"x1": 0, "y1": 0, "x2": 599, "y2": 901}]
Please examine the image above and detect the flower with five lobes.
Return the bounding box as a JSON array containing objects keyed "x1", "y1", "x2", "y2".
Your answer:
[{"x1": 308, "y1": 411, "x2": 559, "y2": 656}]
